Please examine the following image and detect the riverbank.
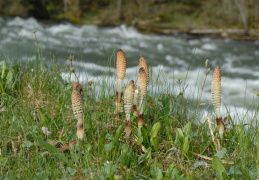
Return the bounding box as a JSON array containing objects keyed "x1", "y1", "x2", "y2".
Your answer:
[
  {"x1": 0, "y1": 57, "x2": 258, "y2": 179},
  {"x1": 2, "y1": 14, "x2": 258, "y2": 41},
  {"x1": 1, "y1": 16, "x2": 259, "y2": 112},
  {"x1": 136, "y1": 25, "x2": 259, "y2": 40},
  {"x1": 1, "y1": 0, "x2": 259, "y2": 40}
]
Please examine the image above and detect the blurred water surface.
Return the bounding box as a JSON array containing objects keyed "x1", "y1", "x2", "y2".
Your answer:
[{"x1": 0, "y1": 16, "x2": 258, "y2": 123}]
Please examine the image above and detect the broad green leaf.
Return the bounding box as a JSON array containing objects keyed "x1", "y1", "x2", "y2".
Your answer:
[
  {"x1": 187, "y1": 174, "x2": 193, "y2": 180},
  {"x1": 170, "y1": 168, "x2": 181, "y2": 179},
  {"x1": 102, "y1": 162, "x2": 116, "y2": 178},
  {"x1": 189, "y1": 131, "x2": 198, "y2": 137},
  {"x1": 150, "y1": 123, "x2": 161, "y2": 152},
  {"x1": 183, "y1": 122, "x2": 192, "y2": 136},
  {"x1": 165, "y1": 163, "x2": 175, "y2": 177},
  {"x1": 150, "y1": 122, "x2": 161, "y2": 139},
  {"x1": 113, "y1": 125, "x2": 123, "y2": 143},
  {"x1": 165, "y1": 125, "x2": 173, "y2": 142},
  {"x1": 98, "y1": 133, "x2": 107, "y2": 154},
  {"x1": 226, "y1": 165, "x2": 242, "y2": 176},
  {"x1": 212, "y1": 156, "x2": 226, "y2": 180},
  {"x1": 121, "y1": 144, "x2": 130, "y2": 154},
  {"x1": 249, "y1": 168, "x2": 258, "y2": 179},
  {"x1": 37, "y1": 138, "x2": 71, "y2": 166},
  {"x1": 105, "y1": 133, "x2": 113, "y2": 140},
  {"x1": 150, "y1": 162, "x2": 163, "y2": 168},
  {"x1": 138, "y1": 147, "x2": 151, "y2": 162},
  {"x1": 175, "y1": 128, "x2": 184, "y2": 138},
  {"x1": 214, "y1": 148, "x2": 227, "y2": 159},
  {"x1": 22, "y1": 141, "x2": 33, "y2": 148},
  {"x1": 150, "y1": 166, "x2": 163, "y2": 180},
  {"x1": 141, "y1": 127, "x2": 150, "y2": 145},
  {"x1": 182, "y1": 136, "x2": 189, "y2": 154},
  {"x1": 174, "y1": 128, "x2": 182, "y2": 146},
  {"x1": 151, "y1": 136, "x2": 159, "y2": 152},
  {"x1": 104, "y1": 142, "x2": 114, "y2": 152},
  {"x1": 66, "y1": 167, "x2": 77, "y2": 176},
  {"x1": 137, "y1": 136, "x2": 143, "y2": 145},
  {"x1": 190, "y1": 161, "x2": 205, "y2": 170}
]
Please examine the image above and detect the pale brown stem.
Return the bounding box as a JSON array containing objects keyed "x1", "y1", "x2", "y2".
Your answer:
[
  {"x1": 138, "y1": 95, "x2": 145, "y2": 136},
  {"x1": 216, "y1": 117, "x2": 225, "y2": 140},
  {"x1": 125, "y1": 120, "x2": 132, "y2": 139},
  {"x1": 207, "y1": 116, "x2": 219, "y2": 152},
  {"x1": 115, "y1": 79, "x2": 123, "y2": 114},
  {"x1": 133, "y1": 89, "x2": 139, "y2": 116},
  {"x1": 189, "y1": 151, "x2": 234, "y2": 165}
]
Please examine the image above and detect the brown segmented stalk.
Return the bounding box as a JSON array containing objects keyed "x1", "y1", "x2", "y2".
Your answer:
[
  {"x1": 211, "y1": 66, "x2": 224, "y2": 139},
  {"x1": 124, "y1": 80, "x2": 135, "y2": 117},
  {"x1": 138, "y1": 67, "x2": 147, "y2": 136},
  {"x1": 211, "y1": 66, "x2": 221, "y2": 118},
  {"x1": 125, "y1": 121, "x2": 132, "y2": 139},
  {"x1": 138, "y1": 68, "x2": 147, "y2": 99},
  {"x1": 139, "y1": 56, "x2": 149, "y2": 85},
  {"x1": 216, "y1": 117, "x2": 224, "y2": 140},
  {"x1": 133, "y1": 89, "x2": 139, "y2": 117},
  {"x1": 120, "y1": 95, "x2": 124, "y2": 113},
  {"x1": 71, "y1": 82, "x2": 84, "y2": 141},
  {"x1": 124, "y1": 80, "x2": 135, "y2": 138},
  {"x1": 115, "y1": 49, "x2": 126, "y2": 114},
  {"x1": 116, "y1": 49, "x2": 126, "y2": 80}
]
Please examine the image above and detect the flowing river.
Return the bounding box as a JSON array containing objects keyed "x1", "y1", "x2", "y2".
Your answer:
[{"x1": 0, "y1": 16, "x2": 258, "y2": 123}]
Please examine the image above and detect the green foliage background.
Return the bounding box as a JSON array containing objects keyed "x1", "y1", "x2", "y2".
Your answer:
[{"x1": 0, "y1": 0, "x2": 259, "y2": 29}]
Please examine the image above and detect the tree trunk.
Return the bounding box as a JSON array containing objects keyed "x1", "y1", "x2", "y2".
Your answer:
[
  {"x1": 117, "y1": 0, "x2": 122, "y2": 22},
  {"x1": 233, "y1": 0, "x2": 248, "y2": 33}
]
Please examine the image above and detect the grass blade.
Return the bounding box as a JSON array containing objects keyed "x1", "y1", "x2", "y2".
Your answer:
[{"x1": 37, "y1": 138, "x2": 71, "y2": 166}]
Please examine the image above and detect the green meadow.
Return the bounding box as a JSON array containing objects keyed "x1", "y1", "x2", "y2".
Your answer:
[{"x1": 0, "y1": 44, "x2": 258, "y2": 179}]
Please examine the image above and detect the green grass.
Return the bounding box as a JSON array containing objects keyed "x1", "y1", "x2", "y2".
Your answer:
[{"x1": 0, "y1": 53, "x2": 258, "y2": 180}]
